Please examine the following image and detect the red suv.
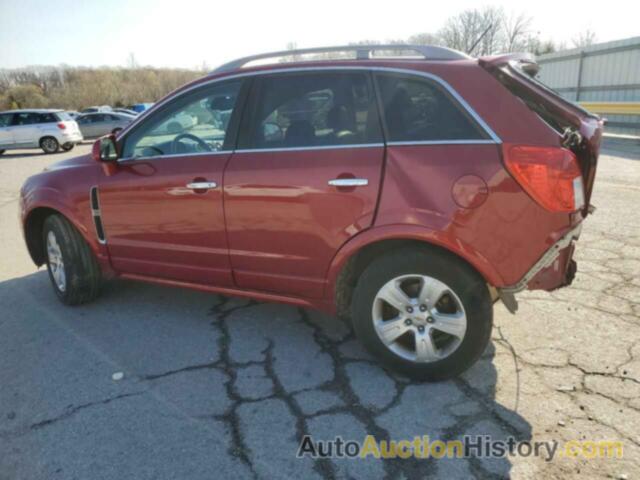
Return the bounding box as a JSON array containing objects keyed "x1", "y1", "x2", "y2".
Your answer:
[{"x1": 20, "y1": 45, "x2": 602, "y2": 380}]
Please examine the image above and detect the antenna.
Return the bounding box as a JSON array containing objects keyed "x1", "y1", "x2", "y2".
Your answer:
[{"x1": 468, "y1": 24, "x2": 494, "y2": 55}]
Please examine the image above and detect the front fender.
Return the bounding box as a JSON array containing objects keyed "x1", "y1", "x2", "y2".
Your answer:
[
  {"x1": 21, "y1": 184, "x2": 111, "y2": 272},
  {"x1": 324, "y1": 223, "x2": 505, "y2": 303}
]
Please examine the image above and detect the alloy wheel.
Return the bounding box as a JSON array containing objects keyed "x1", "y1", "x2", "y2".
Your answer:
[
  {"x1": 42, "y1": 138, "x2": 58, "y2": 153},
  {"x1": 371, "y1": 274, "x2": 467, "y2": 363},
  {"x1": 46, "y1": 230, "x2": 66, "y2": 292}
]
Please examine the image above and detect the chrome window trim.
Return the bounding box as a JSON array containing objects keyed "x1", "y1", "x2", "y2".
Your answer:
[
  {"x1": 235, "y1": 143, "x2": 385, "y2": 154},
  {"x1": 386, "y1": 140, "x2": 498, "y2": 146},
  {"x1": 115, "y1": 65, "x2": 501, "y2": 157},
  {"x1": 118, "y1": 150, "x2": 230, "y2": 163}
]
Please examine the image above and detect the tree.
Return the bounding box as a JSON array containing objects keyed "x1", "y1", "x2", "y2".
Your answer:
[
  {"x1": 572, "y1": 29, "x2": 597, "y2": 48},
  {"x1": 407, "y1": 33, "x2": 441, "y2": 46},
  {"x1": 0, "y1": 84, "x2": 49, "y2": 109},
  {"x1": 438, "y1": 7, "x2": 504, "y2": 56},
  {"x1": 502, "y1": 11, "x2": 533, "y2": 52}
]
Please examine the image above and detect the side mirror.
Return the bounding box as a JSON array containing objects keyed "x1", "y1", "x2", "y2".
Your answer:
[{"x1": 92, "y1": 134, "x2": 118, "y2": 162}]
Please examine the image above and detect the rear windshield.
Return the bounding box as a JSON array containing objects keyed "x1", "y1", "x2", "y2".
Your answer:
[
  {"x1": 494, "y1": 66, "x2": 567, "y2": 134},
  {"x1": 56, "y1": 112, "x2": 73, "y2": 121},
  {"x1": 492, "y1": 63, "x2": 596, "y2": 135}
]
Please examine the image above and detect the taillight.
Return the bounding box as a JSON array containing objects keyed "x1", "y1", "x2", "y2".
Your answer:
[
  {"x1": 503, "y1": 144, "x2": 584, "y2": 213},
  {"x1": 57, "y1": 122, "x2": 67, "y2": 130}
]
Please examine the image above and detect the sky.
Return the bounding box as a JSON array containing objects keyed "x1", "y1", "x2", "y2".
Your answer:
[{"x1": 0, "y1": 0, "x2": 638, "y2": 70}]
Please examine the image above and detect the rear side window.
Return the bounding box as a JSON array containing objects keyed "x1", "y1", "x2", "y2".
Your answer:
[
  {"x1": 38, "y1": 113, "x2": 57, "y2": 123},
  {"x1": 239, "y1": 72, "x2": 382, "y2": 149},
  {"x1": 0, "y1": 113, "x2": 12, "y2": 127},
  {"x1": 11, "y1": 112, "x2": 41, "y2": 126},
  {"x1": 375, "y1": 73, "x2": 488, "y2": 142}
]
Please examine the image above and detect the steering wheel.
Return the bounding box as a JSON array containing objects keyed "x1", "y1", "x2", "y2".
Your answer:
[{"x1": 171, "y1": 133, "x2": 212, "y2": 154}]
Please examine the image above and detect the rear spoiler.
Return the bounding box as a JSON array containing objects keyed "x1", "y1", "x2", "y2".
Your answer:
[{"x1": 478, "y1": 53, "x2": 539, "y2": 77}]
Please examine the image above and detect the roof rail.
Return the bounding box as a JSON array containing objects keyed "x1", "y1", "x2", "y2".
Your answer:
[{"x1": 212, "y1": 44, "x2": 471, "y2": 74}]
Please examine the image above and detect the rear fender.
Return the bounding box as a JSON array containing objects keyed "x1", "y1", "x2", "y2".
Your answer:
[{"x1": 324, "y1": 224, "x2": 505, "y2": 303}]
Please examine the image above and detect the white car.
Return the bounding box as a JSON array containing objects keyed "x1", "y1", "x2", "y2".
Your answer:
[{"x1": 0, "y1": 109, "x2": 83, "y2": 154}]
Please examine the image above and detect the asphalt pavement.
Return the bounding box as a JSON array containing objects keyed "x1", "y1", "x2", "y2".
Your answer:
[{"x1": 0, "y1": 143, "x2": 638, "y2": 479}]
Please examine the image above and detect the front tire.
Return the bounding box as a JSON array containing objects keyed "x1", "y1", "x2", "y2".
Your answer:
[
  {"x1": 43, "y1": 214, "x2": 102, "y2": 305},
  {"x1": 351, "y1": 248, "x2": 493, "y2": 381},
  {"x1": 40, "y1": 137, "x2": 59, "y2": 154}
]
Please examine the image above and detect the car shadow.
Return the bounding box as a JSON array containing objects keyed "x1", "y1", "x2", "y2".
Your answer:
[{"x1": 0, "y1": 271, "x2": 531, "y2": 479}]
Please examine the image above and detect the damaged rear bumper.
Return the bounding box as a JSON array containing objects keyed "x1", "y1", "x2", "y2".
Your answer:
[{"x1": 498, "y1": 223, "x2": 583, "y2": 313}]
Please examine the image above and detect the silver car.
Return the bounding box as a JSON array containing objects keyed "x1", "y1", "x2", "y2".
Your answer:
[
  {"x1": 76, "y1": 112, "x2": 134, "y2": 139},
  {"x1": 0, "y1": 109, "x2": 83, "y2": 154}
]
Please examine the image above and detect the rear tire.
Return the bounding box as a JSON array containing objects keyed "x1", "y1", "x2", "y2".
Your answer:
[
  {"x1": 40, "y1": 137, "x2": 59, "y2": 154},
  {"x1": 61, "y1": 143, "x2": 75, "y2": 152},
  {"x1": 0, "y1": 149, "x2": 5, "y2": 155},
  {"x1": 43, "y1": 214, "x2": 102, "y2": 305},
  {"x1": 351, "y1": 248, "x2": 493, "y2": 381}
]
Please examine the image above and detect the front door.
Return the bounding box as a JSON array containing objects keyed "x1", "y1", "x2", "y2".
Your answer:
[
  {"x1": 10, "y1": 112, "x2": 41, "y2": 147},
  {"x1": 224, "y1": 70, "x2": 385, "y2": 298},
  {"x1": 0, "y1": 113, "x2": 14, "y2": 148},
  {"x1": 98, "y1": 78, "x2": 246, "y2": 286}
]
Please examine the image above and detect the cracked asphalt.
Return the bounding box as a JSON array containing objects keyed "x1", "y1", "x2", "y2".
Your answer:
[{"x1": 0, "y1": 143, "x2": 638, "y2": 479}]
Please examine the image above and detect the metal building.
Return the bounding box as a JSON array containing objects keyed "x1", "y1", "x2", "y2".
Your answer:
[{"x1": 537, "y1": 36, "x2": 640, "y2": 136}]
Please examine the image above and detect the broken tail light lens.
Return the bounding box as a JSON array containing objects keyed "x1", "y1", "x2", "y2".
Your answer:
[{"x1": 503, "y1": 144, "x2": 584, "y2": 212}]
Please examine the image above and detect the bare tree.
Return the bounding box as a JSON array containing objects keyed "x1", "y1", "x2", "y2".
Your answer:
[
  {"x1": 502, "y1": 11, "x2": 533, "y2": 52},
  {"x1": 126, "y1": 52, "x2": 139, "y2": 69},
  {"x1": 572, "y1": 29, "x2": 597, "y2": 48},
  {"x1": 407, "y1": 33, "x2": 441, "y2": 46},
  {"x1": 439, "y1": 7, "x2": 504, "y2": 56}
]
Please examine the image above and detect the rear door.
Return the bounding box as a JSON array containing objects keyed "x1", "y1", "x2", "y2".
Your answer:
[{"x1": 224, "y1": 70, "x2": 385, "y2": 298}]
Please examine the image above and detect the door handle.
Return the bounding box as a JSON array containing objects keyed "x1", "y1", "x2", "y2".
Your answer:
[
  {"x1": 186, "y1": 181, "x2": 217, "y2": 190},
  {"x1": 328, "y1": 178, "x2": 368, "y2": 187}
]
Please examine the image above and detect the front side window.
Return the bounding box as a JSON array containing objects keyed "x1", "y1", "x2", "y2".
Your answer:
[
  {"x1": 122, "y1": 80, "x2": 242, "y2": 159},
  {"x1": 0, "y1": 114, "x2": 12, "y2": 127},
  {"x1": 240, "y1": 72, "x2": 382, "y2": 149},
  {"x1": 376, "y1": 73, "x2": 488, "y2": 142}
]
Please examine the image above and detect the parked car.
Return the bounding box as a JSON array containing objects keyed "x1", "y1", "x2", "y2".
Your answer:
[
  {"x1": 113, "y1": 108, "x2": 139, "y2": 116},
  {"x1": 19, "y1": 45, "x2": 603, "y2": 380},
  {"x1": 127, "y1": 103, "x2": 153, "y2": 113},
  {"x1": 0, "y1": 109, "x2": 83, "y2": 154},
  {"x1": 81, "y1": 105, "x2": 113, "y2": 114},
  {"x1": 76, "y1": 112, "x2": 134, "y2": 139},
  {"x1": 65, "y1": 110, "x2": 81, "y2": 119}
]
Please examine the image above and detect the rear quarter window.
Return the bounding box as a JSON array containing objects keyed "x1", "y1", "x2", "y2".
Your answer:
[
  {"x1": 55, "y1": 112, "x2": 73, "y2": 122},
  {"x1": 375, "y1": 73, "x2": 488, "y2": 142}
]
